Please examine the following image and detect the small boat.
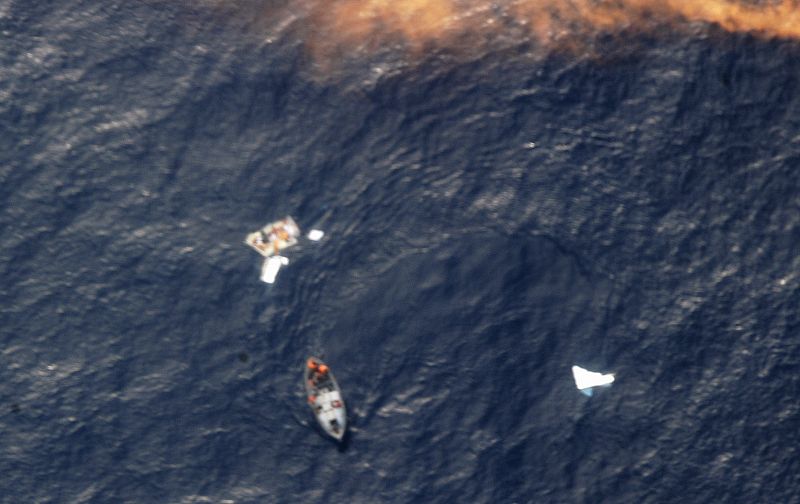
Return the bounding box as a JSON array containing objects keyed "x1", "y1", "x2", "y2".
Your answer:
[
  {"x1": 304, "y1": 357, "x2": 347, "y2": 442},
  {"x1": 244, "y1": 216, "x2": 301, "y2": 258}
]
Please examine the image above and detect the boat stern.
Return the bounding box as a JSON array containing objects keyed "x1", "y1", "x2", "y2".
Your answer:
[{"x1": 314, "y1": 390, "x2": 347, "y2": 441}]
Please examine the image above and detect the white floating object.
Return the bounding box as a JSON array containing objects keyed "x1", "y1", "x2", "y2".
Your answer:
[
  {"x1": 307, "y1": 229, "x2": 325, "y2": 241},
  {"x1": 572, "y1": 365, "x2": 615, "y2": 397},
  {"x1": 260, "y1": 256, "x2": 288, "y2": 284}
]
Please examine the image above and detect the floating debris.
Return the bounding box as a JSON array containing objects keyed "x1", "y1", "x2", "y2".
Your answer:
[
  {"x1": 245, "y1": 216, "x2": 301, "y2": 258},
  {"x1": 307, "y1": 229, "x2": 325, "y2": 241},
  {"x1": 245, "y1": 216, "x2": 301, "y2": 284},
  {"x1": 260, "y1": 255, "x2": 289, "y2": 284},
  {"x1": 572, "y1": 365, "x2": 615, "y2": 397},
  {"x1": 245, "y1": 217, "x2": 323, "y2": 284}
]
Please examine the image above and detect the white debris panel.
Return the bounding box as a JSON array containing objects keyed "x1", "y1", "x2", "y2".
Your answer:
[
  {"x1": 307, "y1": 229, "x2": 325, "y2": 241},
  {"x1": 572, "y1": 365, "x2": 615, "y2": 397},
  {"x1": 260, "y1": 256, "x2": 289, "y2": 284}
]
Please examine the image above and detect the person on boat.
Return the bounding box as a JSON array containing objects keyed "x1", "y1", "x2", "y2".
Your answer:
[
  {"x1": 315, "y1": 364, "x2": 329, "y2": 385},
  {"x1": 308, "y1": 359, "x2": 321, "y2": 385},
  {"x1": 307, "y1": 360, "x2": 329, "y2": 386}
]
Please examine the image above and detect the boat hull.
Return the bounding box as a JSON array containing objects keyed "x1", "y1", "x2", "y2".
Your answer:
[{"x1": 304, "y1": 357, "x2": 347, "y2": 441}]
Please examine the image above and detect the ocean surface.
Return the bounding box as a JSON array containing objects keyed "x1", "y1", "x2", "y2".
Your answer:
[{"x1": 2, "y1": 1, "x2": 800, "y2": 502}]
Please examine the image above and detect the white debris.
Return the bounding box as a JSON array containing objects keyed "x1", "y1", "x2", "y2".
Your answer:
[
  {"x1": 572, "y1": 365, "x2": 615, "y2": 397},
  {"x1": 260, "y1": 256, "x2": 289, "y2": 284},
  {"x1": 307, "y1": 229, "x2": 325, "y2": 241}
]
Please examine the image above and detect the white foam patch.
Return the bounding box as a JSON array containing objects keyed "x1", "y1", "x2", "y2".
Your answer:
[{"x1": 307, "y1": 229, "x2": 325, "y2": 241}]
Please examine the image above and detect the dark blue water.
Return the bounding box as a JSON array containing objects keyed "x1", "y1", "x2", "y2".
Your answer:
[{"x1": 2, "y1": 1, "x2": 800, "y2": 502}]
